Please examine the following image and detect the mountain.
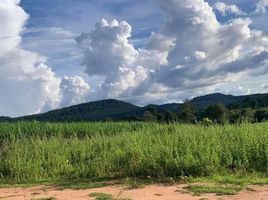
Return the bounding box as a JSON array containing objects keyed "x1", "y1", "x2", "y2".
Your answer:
[
  {"x1": 191, "y1": 93, "x2": 245, "y2": 109},
  {"x1": 15, "y1": 99, "x2": 144, "y2": 122},
  {"x1": 1, "y1": 92, "x2": 268, "y2": 122},
  {"x1": 0, "y1": 116, "x2": 11, "y2": 121}
]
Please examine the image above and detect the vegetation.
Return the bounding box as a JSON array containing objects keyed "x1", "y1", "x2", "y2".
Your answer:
[
  {"x1": 89, "y1": 192, "x2": 131, "y2": 200},
  {"x1": 192, "y1": 174, "x2": 268, "y2": 186},
  {"x1": 178, "y1": 100, "x2": 197, "y2": 124},
  {"x1": 184, "y1": 184, "x2": 242, "y2": 195},
  {"x1": 202, "y1": 104, "x2": 229, "y2": 124},
  {"x1": 0, "y1": 122, "x2": 267, "y2": 184},
  {"x1": 1, "y1": 93, "x2": 268, "y2": 123}
]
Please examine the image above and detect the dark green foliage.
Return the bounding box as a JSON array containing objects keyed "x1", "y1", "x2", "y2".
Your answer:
[
  {"x1": 241, "y1": 97, "x2": 259, "y2": 109},
  {"x1": 178, "y1": 101, "x2": 197, "y2": 123},
  {"x1": 164, "y1": 111, "x2": 178, "y2": 123},
  {"x1": 228, "y1": 94, "x2": 268, "y2": 110},
  {"x1": 143, "y1": 111, "x2": 158, "y2": 122},
  {"x1": 15, "y1": 100, "x2": 144, "y2": 122},
  {"x1": 204, "y1": 104, "x2": 229, "y2": 124},
  {"x1": 143, "y1": 106, "x2": 178, "y2": 123},
  {"x1": 255, "y1": 110, "x2": 268, "y2": 122},
  {"x1": 239, "y1": 108, "x2": 255, "y2": 123},
  {"x1": 191, "y1": 93, "x2": 244, "y2": 109},
  {"x1": 0, "y1": 117, "x2": 10, "y2": 121},
  {"x1": 143, "y1": 106, "x2": 159, "y2": 122}
]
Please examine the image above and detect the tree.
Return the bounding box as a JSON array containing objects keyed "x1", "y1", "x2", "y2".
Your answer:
[
  {"x1": 228, "y1": 109, "x2": 241, "y2": 124},
  {"x1": 143, "y1": 105, "x2": 164, "y2": 122},
  {"x1": 204, "y1": 104, "x2": 229, "y2": 124},
  {"x1": 255, "y1": 110, "x2": 268, "y2": 122},
  {"x1": 201, "y1": 118, "x2": 213, "y2": 126},
  {"x1": 229, "y1": 108, "x2": 255, "y2": 124},
  {"x1": 240, "y1": 108, "x2": 255, "y2": 123},
  {"x1": 241, "y1": 97, "x2": 258, "y2": 109},
  {"x1": 143, "y1": 111, "x2": 157, "y2": 122},
  {"x1": 164, "y1": 111, "x2": 178, "y2": 123},
  {"x1": 145, "y1": 105, "x2": 158, "y2": 116},
  {"x1": 178, "y1": 100, "x2": 197, "y2": 123}
]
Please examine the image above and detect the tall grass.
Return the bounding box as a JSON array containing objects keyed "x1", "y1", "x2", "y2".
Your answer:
[{"x1": 0, "y1": 122, "x2": 267, "y2": 183}]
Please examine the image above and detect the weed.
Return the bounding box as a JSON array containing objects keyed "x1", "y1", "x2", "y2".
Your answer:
[
  {"x1": 184, "y1": 184, "x2": 242, "y2": 195},
  {"x1": 89, "y1": 192, "x2": 131, "y2": 200}
]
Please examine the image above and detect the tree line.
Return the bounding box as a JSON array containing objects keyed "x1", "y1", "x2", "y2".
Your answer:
[{"x1": 143, "y1": 98, "x2": 268, "y2": 124}]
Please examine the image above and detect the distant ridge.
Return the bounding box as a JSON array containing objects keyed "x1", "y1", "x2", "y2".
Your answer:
[
  {"x1": 15, "y1": 99, "x2": 144, "y2": 122},
  {"x1": 1, "y1": 92, "x2": 268, "y2": 122},
  {"x1": 191, "y1": 93, "x2": 244, "y2": 108}
]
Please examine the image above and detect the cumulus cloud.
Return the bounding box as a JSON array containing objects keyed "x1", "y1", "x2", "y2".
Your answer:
[
  {"x1": 77, "y1": 0, "x2": 268, "y2": 104},
  {"x1": 60, "y1": 76, "x2": 90, "y2": 107},
  {"x1": 146, "y1": 0, "x2": 268, "y2": 94},
  {"x1": 2, "y1": 0, "x2": 268, "y2": 116},
  {"x1": 0, "y1": 0, "x2": 27, "y2": 54},
  {"x1": 76, "y1": 19, "x2": 147, "y2": 98},
  {"x1": 0, "y1": 0, "x2": 90, "y2": 116},
  {"x1": 214, "y1": 2, "x2": 245, "y2": 16},
  {"x1": 262, "y1": 83, "x2": 268, "y2": 89},
  {"x1": 255, "y1": 0, "x2": 268, "y2": 13}
]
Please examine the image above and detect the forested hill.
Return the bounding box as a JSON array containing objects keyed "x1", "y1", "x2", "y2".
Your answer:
[
  {"x1": 1, "y1": 92, "x2": 268, "y2": 122},
  {"x1": 16, "y1": 99, "x2": 144, "y2": 122}
]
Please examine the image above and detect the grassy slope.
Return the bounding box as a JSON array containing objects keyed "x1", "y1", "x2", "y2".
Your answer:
[{"x1": 0, "y1": 122, "x2": 267, "y2": 184}]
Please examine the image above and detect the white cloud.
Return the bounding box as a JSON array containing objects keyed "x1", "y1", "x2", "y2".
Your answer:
[
  {"x1": 262, "y1": 83, "x2": 268, "y2": 89},
  {"x1": 147, "y1": 0, "x2": 268, "y2": 93},
  {"x1": 195, "y1": 51, "x2": 207, "y2": 60},
  {"x1": 214, "y1": 2, "x2": 245, "y2": 16},
  {"x1": 0, "y1": 0, "x2": 27, "y2": 54},
  {"x1": 255, "y1": 0, "x2": 268, "y2": 13},
  {"x1": 76, "y1": 19, "x2": 147, "y2": 98},
  {"x1": 2, "y1": 0, "x2": 268, "y2": 116},
  {"x1": 0, "y1": 0, "x2": 90, "y2": 116},
  {"x1": 77, "y1": 0, "x2": 268, "y2": 104},
  {"x1": 60, "y1": 76, "x2": 90, "y2": 107}
]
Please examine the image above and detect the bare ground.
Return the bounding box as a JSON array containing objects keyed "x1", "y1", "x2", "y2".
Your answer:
[{"x1": 0, "y1": 184, "x2": 267, "y2": 200}]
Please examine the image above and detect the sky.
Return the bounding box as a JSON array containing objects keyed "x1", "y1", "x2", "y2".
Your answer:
[{"x1": 0, "y1": 0, "x2": 268, "y2": 117}]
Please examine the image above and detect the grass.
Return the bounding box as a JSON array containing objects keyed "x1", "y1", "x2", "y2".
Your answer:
[
  {"x1": 0, "y1": 121, "x2": 267, "y2": 185},
  {"x1": 122, "y1": 178, "x2": 152, "y2": 189},
  {"x1": 182, "y1": 173, "x2": 268, "y2": 196},
  {"x1": 89, "y1": 193, "x2": 113, "y2": 200},
  {"x1": 89, "y1": 193, "x2": 131, "y2": 200},
  {"x1": 184, "y1": 184, "x2": 243, "y2": 195},
  {"x1": 0, "y1": 178, "x2": 110, "y2": 190},
  {"x1": 191, "y1": 174, "x2": 268, "y2": 186},
  {"x1": 52, "y1": 179, "x2": 109, "y2": 190}
]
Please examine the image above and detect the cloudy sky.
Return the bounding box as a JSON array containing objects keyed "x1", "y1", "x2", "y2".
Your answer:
[{"x1": 0, "y1": 0, "x2": 268, "y2": 117}]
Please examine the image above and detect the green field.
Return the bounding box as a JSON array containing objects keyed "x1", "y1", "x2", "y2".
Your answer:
[{"x1": 0, "y1": 122, "x2": 267, "y2": 184}]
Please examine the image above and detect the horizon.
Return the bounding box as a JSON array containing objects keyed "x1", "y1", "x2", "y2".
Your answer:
[
  {"x1": 1, "y1": 0, "x2": 268, "y2": 117},
  {"x1": 2, "y1": 91, "x2": 268, "y2": 118}
]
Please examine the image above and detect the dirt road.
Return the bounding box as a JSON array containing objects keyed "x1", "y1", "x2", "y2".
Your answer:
[{"x1": 0, "y1": 184, "x2": 267, "y2": 200}]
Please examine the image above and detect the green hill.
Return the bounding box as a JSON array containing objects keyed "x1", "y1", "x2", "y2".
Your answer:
[
  {"x1": 1, "y1": 92, "x2": 268, "y2": 122},
  {"x1": 16, "y1": 99, "x2": 144, "y2": 122},
  {"x1": 191, "y1": 93, "x2": 244, "y2": 108}
]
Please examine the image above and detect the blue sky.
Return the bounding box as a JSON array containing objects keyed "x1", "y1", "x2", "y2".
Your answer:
[
  {"x1": 0, "y1": 0, "x2": 267, "y2": 116},
  {"x1": 20, "y1": 0, "x2": 267, "y2": 77},
  {"x1": 20, "y1": 0, "x2": 162, "y2": 79}
]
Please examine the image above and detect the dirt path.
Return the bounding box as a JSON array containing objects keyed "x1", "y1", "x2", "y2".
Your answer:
[{"x1": 0, "y1": 184, "x2": 267, "y2": 200}]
